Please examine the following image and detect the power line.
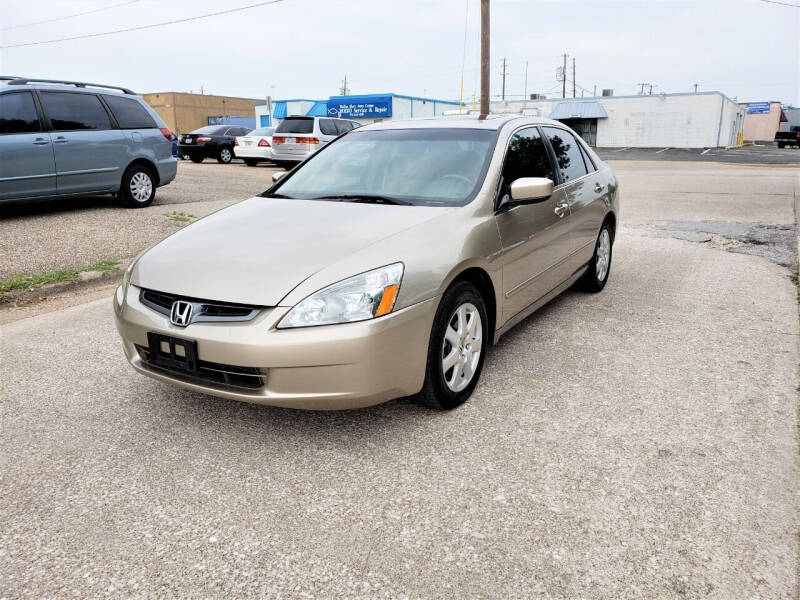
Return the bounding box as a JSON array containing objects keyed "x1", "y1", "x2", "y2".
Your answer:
[
  {"x1": 1, "y1": 0, "x2": 286, "y2": 49},
  {"x1": 2, "y1": 0, "x2": 139, "y2": 31},
  {"x1": 759, "y1": 0, "x2": 800, "y2": 7}
]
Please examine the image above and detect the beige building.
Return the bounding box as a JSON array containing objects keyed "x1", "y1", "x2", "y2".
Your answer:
[
  {"x1": 740, "y1": 101, "x2": 787, "y2": 142},
  {"x1": 141, "y1": 92, "x2": 262, "y2": 133}
]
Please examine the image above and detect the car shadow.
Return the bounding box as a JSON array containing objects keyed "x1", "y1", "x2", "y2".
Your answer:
[{"x1": 0, "y1": 194, "x2": 121, "y2": 219}]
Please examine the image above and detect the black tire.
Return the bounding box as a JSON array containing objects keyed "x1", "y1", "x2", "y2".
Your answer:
[
  {"x1": 778, "y1": 143, "x2": 785, "y2": 149},
  {"x1": 244, "y1": 158, "x2": 260, "y2": 167},
  {"x1": 217, "y1": 146, "x2": 233, "y2": 164},
  {"x1": 190, "y1": 154, "x2": 204, "y2": 163},
  {"x1": 419, "y1": 281, "x2": 488, "y2": 410},
  {"x1": 577, "y1": 221, "x2": 613, "y2": 292},
  {"x1": 275, "y1": 161, "x2": 295, "y2": 171},
  {"x1": 120, "y1": 164, "x2": 156, "y2": 208}
]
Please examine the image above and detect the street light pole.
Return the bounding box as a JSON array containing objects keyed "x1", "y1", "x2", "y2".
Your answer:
[{"x1": 480, "y1": 0, "x2": 489, "y2": 117}]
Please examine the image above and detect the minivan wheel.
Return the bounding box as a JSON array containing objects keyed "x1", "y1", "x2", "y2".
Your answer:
[
  {"x1": 217, "y1": 147, "x2": 233, "y2": 163},
  {"x1": 120, "y1": 165, "x2": 155, "y2": 208},
  {"x1": 419, "y1": 281, "x2": 488, "y2": 410},
  {"x1": 577, "y1": 222, "x2": 613, "y2": 292}
]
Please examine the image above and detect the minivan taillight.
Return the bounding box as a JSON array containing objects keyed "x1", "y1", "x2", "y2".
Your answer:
[
  {"x1": 160, "y1": 128, "x2": 172, "y2": 141},
  {"x1": 258, "y1": 138, "x2": 271, "y2": 147},
  {"x1": 295, "y1": 137, "x2": 319, "y2": 144},
  {"x1": 272, "y1": 136, "x2": 286, "y2": 144}
]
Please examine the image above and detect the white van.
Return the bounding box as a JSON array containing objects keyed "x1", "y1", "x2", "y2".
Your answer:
[{"x1": 271, "y1": 116, "x2": 360, "y2": 170}]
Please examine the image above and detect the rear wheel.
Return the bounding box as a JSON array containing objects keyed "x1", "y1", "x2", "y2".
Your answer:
[
  {"x1": 217, "y1": 146, "x2": 233, "y2": 163},
  {"x1": 419, "y1": 281, "x2": 488, "y2": 410},
  {"x1": 190, "y1": 154, "x2": 204, "y2": 163},
  {"x1": 577, "y1": 221, "x2": 613, "y2": 292},
  {"x1": 244, "y1": 158, "x2": 260, "y2": 167},
  {"x1": 778, "y1": 142, "x2": 785, "y2": 149},
  {"x1": 120, "y1": 164, "x2": 156, "y2": 208}
]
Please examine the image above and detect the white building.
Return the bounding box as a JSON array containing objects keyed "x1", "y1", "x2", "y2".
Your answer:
[
  {"x1": 491, "y1": 91, "x2": 746, "y2": 148},
  {"x1": 254, "y1": 93, "x2": 462, "y2": 128}
]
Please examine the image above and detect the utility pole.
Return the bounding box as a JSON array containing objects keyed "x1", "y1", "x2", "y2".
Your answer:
[
  {"x1": 500, "y1": 57, "x2": 508, "y2": 101},
  {"x1": 339, "y1": 75, "x2": 349, "y2": 96},
  {"x1": 480, "y1": 0, "x2": 489, "y2": 117},
  {"x1": 593, "y1": 84, "x2": 597, "y2": 96},
  {"x1": 693, "y1": 83, "x2": 698, "y2": 93},
  {"x1": 637, "y1": 82, "x2": 648, "y2": 95},
  {"x1": 523, "y1": 60, "x2": 528, "y2": 102},
  {"x1": 562, "y1": 53, "x2": 567, "y2": 99},
  {"x1": 572, "y1": 57, "x2": 576, "y2": 98}
]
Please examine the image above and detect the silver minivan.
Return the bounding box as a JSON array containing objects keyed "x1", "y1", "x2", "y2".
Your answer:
[
  {"x1": 0, "y1": 77, "x2": 177, "y2": 208},
  {"x1": 271, "y1": 115, "x2": 360, "y2": 170}
]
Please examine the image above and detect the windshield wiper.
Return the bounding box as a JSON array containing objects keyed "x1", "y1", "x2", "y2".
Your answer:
[
  {"x1": 312, "y1": 194, "x2": 412, "y2": 206},
  {"x1": 263, "y1": 192, "x2": 294, "y2": 199}
]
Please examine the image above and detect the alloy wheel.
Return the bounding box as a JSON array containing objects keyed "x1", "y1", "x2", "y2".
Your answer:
[
  {"x1": 441, "y1": 302, "x2": 483, "y2": 392},
  {"x1": 129, "y1": 171, "x2": 153, "y2": 203},
  {"x1": 596, "y1": 228, "x2": 611, "y2": 282}
]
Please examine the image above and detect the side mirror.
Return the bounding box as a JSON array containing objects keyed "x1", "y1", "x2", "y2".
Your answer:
[
  {"x1": 510, "y1": 177, "x2": 553, "y2": 202},
  {"x1": 272, "y1": 171, "x2": 286, "y2": 183}
]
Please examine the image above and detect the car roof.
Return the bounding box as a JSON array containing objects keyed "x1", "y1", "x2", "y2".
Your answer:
[
  {"x1": 355, "y1": 114, "x2": 566, "y2": 132},
  {"x1": 0, "y1": 77, "x2": 133, "y2": 96}
]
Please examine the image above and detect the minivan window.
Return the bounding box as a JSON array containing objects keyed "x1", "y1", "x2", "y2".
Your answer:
[
  {"x1": 103, "y1": 94, "x2": 157, "y2": 129},
  {"x1": 542, "y1": 127, "x2": 588, "y2": 184},
  {"x1": 275, "y1": 117, "x2": 314, "y2": 134},
  {"x1": 270, "y1": 128, "x2": 497, "y2": 207},
  {"x1": 501, "y1": 127, "x2": 555, "y2": 191},
  {"x1": 40, "y1": 92, "x2": 112, "y2": 131},
  {"x1": 319, "y1": 119, "x2": 337, "y2": 136},
  {"x1": 0, "y1": 92, "x2": 41, "y2": 134},
  {"x1": 334, "y1": 120, "x2": 353, "y2": 134}
]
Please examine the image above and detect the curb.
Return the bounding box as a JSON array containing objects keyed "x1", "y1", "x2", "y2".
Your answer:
[{"x1": 0, "y1": 267, "x2": 123, "y2": 307}]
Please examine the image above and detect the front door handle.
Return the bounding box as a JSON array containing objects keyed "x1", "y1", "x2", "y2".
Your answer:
[
  {"x1": 554, "y1": 202, "x2": 569, "y2": 217},
  {"x1": 32, "y1": 138, "x2": 50, "y2": 145},
  {"x1": 53, "y1": 136, "x2": 68, "y2": 144},
  {"x1": 594, "y1": 182, "x2": 604, "y2": 193}
]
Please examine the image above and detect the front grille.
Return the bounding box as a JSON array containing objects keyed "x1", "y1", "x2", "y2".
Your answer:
[
  {"x1": 136, "y1": 345, "x2": 265, "y2": 390},
  {"x1": 140, "y1": 288, "x2": 262, "y2": 324}
]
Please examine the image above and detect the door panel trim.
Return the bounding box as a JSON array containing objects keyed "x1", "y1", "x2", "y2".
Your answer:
[
  {"x1": 56, "y1": 166, "x2": 119, "y2": 176},
  {"x1": 0, "y1": 172, "x2": 58, "y2": 182},
  {"x1": 505, "y1": 239, "x2": 594, "y2": 298}
]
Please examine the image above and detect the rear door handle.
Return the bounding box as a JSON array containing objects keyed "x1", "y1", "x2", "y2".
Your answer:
[
  {"x1": 554, "y1": 202, "x2": 569, "y2": 217},
  {"x1": 594, "y1": 182, "x2": 604, "y2": 193},
  {"x1": 33, "y1": 138, "x2": 50, "y2": 145},
  {"x1": 53, "y1": 136, "x2": 68, "y2": 144}
]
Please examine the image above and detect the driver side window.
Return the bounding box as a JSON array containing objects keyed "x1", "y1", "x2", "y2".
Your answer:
[{"x1": 501, "y1": 127, "x2": 554, "y2": 197}]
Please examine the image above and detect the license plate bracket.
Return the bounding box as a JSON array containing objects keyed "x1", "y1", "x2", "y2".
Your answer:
[{"x1": 147, "y1": 332, "x2": 199, "y2": 375}]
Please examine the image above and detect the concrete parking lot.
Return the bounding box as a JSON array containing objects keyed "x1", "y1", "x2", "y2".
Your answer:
[{"x1": 0, "y1": 158, "x2": 798, "y2": 597}]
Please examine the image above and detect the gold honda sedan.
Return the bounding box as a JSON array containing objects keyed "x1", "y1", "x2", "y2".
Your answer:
[{"x1": 114, "y1": 116, "x2": 618, "y2": 410}]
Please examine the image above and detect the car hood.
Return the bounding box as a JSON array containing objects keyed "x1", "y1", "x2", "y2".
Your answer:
[{"x1": 133, "y1": 197, "x2": 451, "y2": 306}]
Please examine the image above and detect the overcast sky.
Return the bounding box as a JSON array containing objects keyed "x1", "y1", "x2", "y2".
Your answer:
[{"x1": 0, "y1": 0, "x2": 797, "y2": 105}]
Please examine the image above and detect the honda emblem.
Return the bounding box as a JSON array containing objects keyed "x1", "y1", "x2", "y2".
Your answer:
[{"x1": 170, "y1": 301, "x2": 193, "y2": 327}]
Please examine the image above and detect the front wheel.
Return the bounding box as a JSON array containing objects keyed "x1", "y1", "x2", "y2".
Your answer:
[
  {"x1": 419, "y1": 281, "x2": 488, "y2": 410},
  {"x1": 577, "y1": 222, "x2": 613, "y2": 292},
  {"x1": 217, "y1": 146, "x2": 233, "y2": 163},
  {"x1": 120, "y1": 165, "x2": 156, "y2": 208}
]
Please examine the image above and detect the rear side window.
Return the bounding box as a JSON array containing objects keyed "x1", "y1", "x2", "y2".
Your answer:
[
  {"x1": 319, "y1": 119, "x2": 337, "y2": 136},
  {"x1": 334, "y1": 120, "x2": 353, "y2": 134},
  {"x1": 40, "y1": 92, "x2": 112, "y2": 131},
  {"x1": 275, "y1": 117, "x2": 313, "y2": 134},
  {"x1": 0, "y1": 92, "x2": 41, "y2": 134},
  {"x1": 103, "y1": 95, "x2": 157, "y2": 129},
  {"x1": 542, "y1": 127, "x2": 588, "y2": 184},
  {"x1": 578, "y1": 142, "x2": 596, "y2": 173},
  {"x1": 501, "y1": 127, "x2": 554, "y2": 192}
]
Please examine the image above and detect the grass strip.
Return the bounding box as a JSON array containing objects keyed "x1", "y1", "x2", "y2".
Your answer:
[{"x1": 0, "y1": 260, "x2": 120, "y2": 294}]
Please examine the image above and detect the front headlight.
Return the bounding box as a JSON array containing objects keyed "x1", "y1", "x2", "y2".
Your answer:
[{"x1": 278, "y1": 263, "x2": 404, "y2": 328}]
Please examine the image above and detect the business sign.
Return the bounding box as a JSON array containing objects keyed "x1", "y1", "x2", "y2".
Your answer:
[
  {"x1": 327, "y1": 95, "x2": 392, "y2": 119},
  {"x1": 746, "y1": 102, "x2": 771, "y2": 115}
]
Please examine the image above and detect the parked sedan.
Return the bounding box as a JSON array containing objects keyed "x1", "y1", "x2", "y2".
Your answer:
[
  {"x1": 178, "y1": 125, "x2": 250, "y2": 163},
  {"x1": 114, "y1": 116, "x2": 618, "y2": 410},
  {"x1": 234, "y1": 126, "x2": 275, "y2": 166}
]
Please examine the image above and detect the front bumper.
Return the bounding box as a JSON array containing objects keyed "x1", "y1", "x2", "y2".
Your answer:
[{"x1": 114, "y1": 284, "x2": 437, "y2": 409}]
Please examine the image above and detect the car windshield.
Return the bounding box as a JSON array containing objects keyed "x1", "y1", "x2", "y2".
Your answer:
[
  {"x1": 190, "y1": 125, "x2": 227, "y2": 134},
  {"x1": 246, "y1": 127, "x2": 274, "y2": 136},
  {"x1": 267, "y1": 128, "x2": 497, "y2": 207}
]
